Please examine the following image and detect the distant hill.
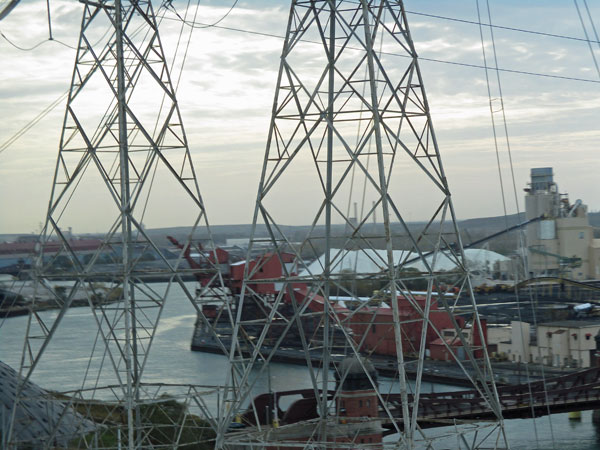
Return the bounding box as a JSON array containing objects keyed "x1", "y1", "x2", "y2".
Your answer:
[
  {"x1": 141, "y1": 213, "x2": 533, "y2": 255},
  {"x1": 458, "y1": 213, "x2": 525, "y2": 231},
  {"x1": 148, "y1": 213, "x2": 530, "y2": 239},
  {"x1": 0, "y1": 234, "x2": 34, "y2": 243},
  {"x1": 3, "y1": 211, "x2": 597, "y2": 255}
]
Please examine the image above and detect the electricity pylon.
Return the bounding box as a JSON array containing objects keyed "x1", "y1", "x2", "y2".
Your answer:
[
  {"x1": 224, "y1": 1, "x2": 507, "y2": 448},
  {"x1": 9, "y1": 0, "x2": 238, "y2": 448}
]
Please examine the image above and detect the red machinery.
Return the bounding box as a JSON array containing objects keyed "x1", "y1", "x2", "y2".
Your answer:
[{"x1": 169, "y1": 237, "x2": 470, "y2": 358}]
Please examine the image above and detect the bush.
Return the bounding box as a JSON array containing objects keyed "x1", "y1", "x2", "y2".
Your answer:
[{"x1": 71, "y1": 395, "x2": 216, "y2": 449}]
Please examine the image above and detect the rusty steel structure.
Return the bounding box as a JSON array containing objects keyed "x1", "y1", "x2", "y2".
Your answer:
[{"x1": 235, "y1": 366, "x2": 600, "y2": 431}]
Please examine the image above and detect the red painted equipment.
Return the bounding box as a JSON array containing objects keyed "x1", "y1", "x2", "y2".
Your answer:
[{"x1": 169, "y1": 236, "x2": 474, "y2": 358}]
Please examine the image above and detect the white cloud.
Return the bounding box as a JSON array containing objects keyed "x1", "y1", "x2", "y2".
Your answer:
[{"x1": 0, "y1": 1, "x2": 598, "y2": 234}]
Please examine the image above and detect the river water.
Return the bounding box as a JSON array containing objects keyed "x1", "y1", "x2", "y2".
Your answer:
[{"x1": 0, "y1": 282, "x2": 598, "y2": 449}]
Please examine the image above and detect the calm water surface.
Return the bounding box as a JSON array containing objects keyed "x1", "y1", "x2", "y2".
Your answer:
[{"x1": 0, "y1": 282, "x2": 598, "y2": 449}]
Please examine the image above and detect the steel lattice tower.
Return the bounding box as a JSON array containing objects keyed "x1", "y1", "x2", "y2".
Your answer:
[
  {"x1": 8, "y1": 0, "x2": 241, "y2": 448},
  {"x1": 223, "y1": 1, "x2": 507, "y2": 448}
]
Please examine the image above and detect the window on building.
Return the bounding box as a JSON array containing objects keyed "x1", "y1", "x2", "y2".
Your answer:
[
  {"x1": 372, "y1": 325, "x2": 377, "y2": 333},
  {"x1": 579, "y1": 232, "x2": 585, "y2": 239},
  {"x1": 359, "y1": 400, "x2": 363, "y2": 407}
]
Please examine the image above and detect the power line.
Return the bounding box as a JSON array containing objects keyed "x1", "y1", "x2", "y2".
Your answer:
[
  {"x1": 582, "y1": 0, "x2": 600, "y2": 51},
  {"x1": 0, "y1": 0, "x2": 19, "y2": 21},
  {"x1": 340, "y1": 0, "x2": 600, "y2": 45},
  {"x1": 3, "y1": 2, "x2": 600, "y2": 158},
  {"x1": 404, "y1": 9, "x2": 600, "y2": 46},
  {"x1": 0, "y1": 0, "x2": 76, "y2": 51},
  {"x1": 418, "y1": 55, "x2": 600, "y2": 84},
  {"x1": 0, "y1": 0, "x2": 239, "y2": 52},
  {"x1": 0, "y1": 3, "x2": 165, "y2": 156},
  {"x1": 574, "y1": 0, "x2": 600, "y2": 80},
  {"x1": 477, "y1": 1, "x2": 558, "y2": 443},
  {"x1": 0, "y1": 29, "x2": 76, "y2": 50},
  {"x1": 161, "y1": 15, "x2": 600, "y2": 85},
  {"x1": 163, "y1": 0, "x2": 239, "y2": 29},
  {"x1": 0, "y1": 90, "x2": 68, "y2": 155},
  {"x1": 3, "y1": 3, "x2": 599, "y2": 82}
]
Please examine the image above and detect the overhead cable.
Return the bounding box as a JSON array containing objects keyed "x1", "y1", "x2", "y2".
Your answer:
[
  {"x1": 0, "y1": 0, "x2": 19, "y2": 21},
  {"x1": 574, "y1": 0, "x2": 600, "y2": 80},
  {"x1": 162, "y1": 15, "x2": 600, "y2": 85},
  {"x1": 476, "y1": 1, "x2": 541, "y2": 445},
  {"x1": 341, "y1": 0, "x2": 600, "y2": 45},
  {"x1": 0, "y1": 90, "x2": 69, "y2": 155},
  {"x1": 163, "y1": 0, "x2": 239, "y2": 29},
  {"x1": 0, "y1": 0, "x2": 76, "y2": 50},
  {"x1": 0, "y1": 3, "x2": 163, "y2": 157},
  {"x1": 582, "y1": 0, "x2": 600, "y2": 51},
  {"x1": 0, "y1": 29, "x2": 76, "y2": 50},
  {"x1": 480, "y1": 0, "x2": 558, "y2": 446},
  {"x1": 405, "y1": 9, "x2": 600, "y2": 46}
]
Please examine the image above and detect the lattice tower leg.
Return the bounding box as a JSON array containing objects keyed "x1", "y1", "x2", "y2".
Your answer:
[
  {"x1": 223, "y1": 1, "x2": 508, "y2": 449},
  {"x1": 8, "y1": 1, "x2": 242, "y2": 448}
]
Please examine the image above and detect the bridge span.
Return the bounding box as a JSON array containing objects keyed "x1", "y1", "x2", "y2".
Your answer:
[
  {"x1": 384, "y1": 366, "x2": 600, "y2": 429},
  {"x1": 241, "y1": 367, "x2": 600, "y2": 430}
]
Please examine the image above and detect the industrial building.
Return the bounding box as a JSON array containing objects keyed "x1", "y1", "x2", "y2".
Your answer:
[
  {"x1": 499, "y1": 320, "x2": 600, "y2": 368},
  {"x1": 525, "y1": 167, "x2": 600, "y2": 280}
]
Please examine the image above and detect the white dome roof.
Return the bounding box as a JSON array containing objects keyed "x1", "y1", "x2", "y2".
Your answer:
[{"x1": 300, "y1": 248, "x2": 509, "y2": 276}]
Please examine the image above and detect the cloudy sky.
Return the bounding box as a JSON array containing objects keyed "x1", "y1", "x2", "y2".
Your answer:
[{"x1": 0, "y1": 0, "x2": 599, "y2": 234}]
